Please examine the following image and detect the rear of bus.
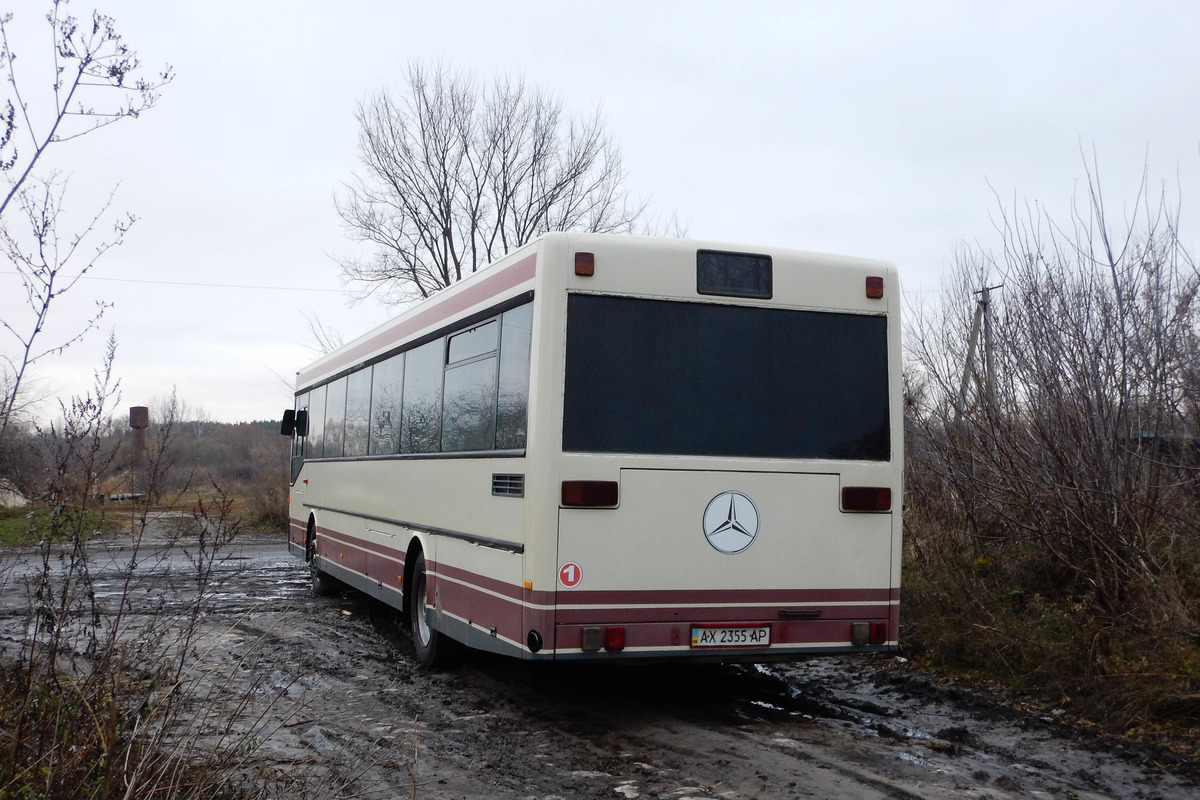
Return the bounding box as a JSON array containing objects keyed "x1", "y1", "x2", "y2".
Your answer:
[{"x1": 533, "y1": 234, "x2": 901, "y2": 660}]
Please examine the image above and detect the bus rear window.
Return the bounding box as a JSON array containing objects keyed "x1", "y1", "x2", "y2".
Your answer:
[
  {"x1": 697, "y1": 249, "x2": 772, "y2": 299},
  {"x1": 562, "y1": 294, "x2": 890, "y2": 460}
]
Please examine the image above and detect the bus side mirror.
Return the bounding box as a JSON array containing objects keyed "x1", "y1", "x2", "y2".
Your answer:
[{"x1": 281, "y1": 409, "x2": 308, "y2": 437}]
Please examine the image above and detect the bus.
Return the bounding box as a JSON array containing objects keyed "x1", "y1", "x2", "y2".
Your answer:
[{"x1": 281, "y1": 233, "x2": 902, "y2": 666}]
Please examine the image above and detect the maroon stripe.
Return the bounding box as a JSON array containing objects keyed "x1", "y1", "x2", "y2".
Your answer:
[
  {"x1": 317, "y1": 537, "x2": 368, "y2": 575},
  {"x1": 554, "y1": 603, "x2": 896, "y2": 625},
  {"x1": 312, "y1": 529, "x2": 895, "y2": 614},
  {"x1": 288, "y1": 518, "x2": 306, "y2": 545},
  {"x1": 543, "y1": 586, "x2": 895, "y2": 606},
  {"x1": 433, "y1": 560, "x2": 525, "y2": 602},
  {"x1": 430, "y1": 570, "x2": 525, "y2": 642},
  {"x1": 298, "y1": 253, "x2": 536, "y2": 386},
  {"x1": 319, "y1": 527, "x2": 407, "y2": 562}
]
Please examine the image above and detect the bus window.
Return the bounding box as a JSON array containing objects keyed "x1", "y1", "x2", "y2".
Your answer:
[
  {"x1": 370, "y1": 353, "x2": 404, "y2": 455},
  {"x1": 344, "y1": 368, "x2": 372, "y2": 457},
  {"x1": 324, "y1": 377, "x2": 347, "y2": 458},
  {"x1": 442, "y1": 356, "x2": 498, "y2": 451},
  {"x1": 447, "y1": 320, "x2": 498, "y2": 363},
  {"x1": 305, "y1": 384, "x2": 326, "y2": 459},
  {"x1": 496, "y1": 303, "x2": 533, "y2": 449},
  {"x1": 442, "y1": 322, "x2": 497, "y2": 451},
  {"x1": 401, "y1": 338, "x2": 443, "y2": 453},
  {"x1": 563, "y1": 294, "x2": 889, "y2": 460}
]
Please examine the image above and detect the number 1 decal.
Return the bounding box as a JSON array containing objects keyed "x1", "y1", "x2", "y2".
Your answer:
[{"x1": 558, "y1": 562, "x2": 583, "y2": 588}]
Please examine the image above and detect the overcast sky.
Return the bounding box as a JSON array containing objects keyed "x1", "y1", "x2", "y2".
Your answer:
[{"x1": 2, "y1": 0, "x2": 1198, "y2": 423}]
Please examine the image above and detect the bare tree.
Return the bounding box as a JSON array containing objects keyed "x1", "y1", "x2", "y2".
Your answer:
[
  {"x1": 0, "y1": 1, "x2": 172, "y2": 442},
  {"x1": 904, "y1": 158, "x2": 1200, "y2": 715},
  {"x1": 300, "y1": 306, "x2": 345, "y2": 356},
  {"x1": 335, "y1": 62, "x2": 648, "y2": 303}
]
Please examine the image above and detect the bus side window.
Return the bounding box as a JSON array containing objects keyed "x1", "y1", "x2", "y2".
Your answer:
[
  {"x1": 324, "y1": 377, "x2": 348, "y2": 458},
  {"x1": 497, "y1": 303, "x2": 533, "y2": 449},
  {"x1": 401, "y1": 339, "x2": 443, "y2": 453},
  {"x1": 306, "y1": 385, "x2": 327, "y2": 459},
  {"x1": 344, "y1": 368, "x2": 372, "y2": 457},
  {"x1": 370, "y1": 353, "x2": 404, "y2": 455}
]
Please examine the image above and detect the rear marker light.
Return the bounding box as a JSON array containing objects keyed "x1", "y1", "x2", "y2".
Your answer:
[
  {"x1": 851, "y1": 621, "x2": 889, "y2": 647},
  {"x1": 561, "y1": 480, "x2": 619, "y2": 507},
  {"x1": 841, "y1": 486, "x2": 892, "y2": 512},
  {"x1": 866, "y1": 276, "x2": 884, "y2": 298},
  {"x1": 604, "y1": 627, "x2": 626, "y2": 652},
  {"x1": 575, "y1": 251, "x2": 595, "y2": 277}
]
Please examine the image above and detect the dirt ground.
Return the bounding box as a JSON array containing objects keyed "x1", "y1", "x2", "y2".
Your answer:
[{"x1": 2, "y1": 524, "x2": 1197, "y2": 799}]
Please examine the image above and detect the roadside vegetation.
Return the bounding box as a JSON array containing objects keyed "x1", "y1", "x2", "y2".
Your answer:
[
  {"x1": 0, "y1": 359, "x2": 300, "y2": 799},
  {"x1": 0, "y1": 505, "x2": 114, "y2": 546},
  {"x1": 903, "y1": 164, "x2": 1200, "y2": 750},
  {"x1": 0, "y1": 406, "x2": 288, "y2": 533}
]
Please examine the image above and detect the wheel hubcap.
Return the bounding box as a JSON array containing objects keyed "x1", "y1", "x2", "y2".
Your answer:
[{"x1": 415, "y1": 575, "x2": 431, "y2": 645}]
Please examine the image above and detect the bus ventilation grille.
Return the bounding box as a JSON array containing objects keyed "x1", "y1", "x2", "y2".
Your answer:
[{"x1": 491, "y1": 473, "x2": 525, "y2": 498}]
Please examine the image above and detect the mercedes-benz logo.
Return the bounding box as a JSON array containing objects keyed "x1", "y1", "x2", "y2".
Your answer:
[{"x1": 702, "y1": 491, "x2": 760, "y2": 554}]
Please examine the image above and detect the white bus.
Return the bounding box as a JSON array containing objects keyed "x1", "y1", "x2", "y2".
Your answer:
[{"x1": 281, "y1": 233, "x2": 902, "y2": 666}]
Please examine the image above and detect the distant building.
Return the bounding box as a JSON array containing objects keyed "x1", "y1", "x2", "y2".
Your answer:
[{"x1": 0, "y1": 479, "x2": 28, "y2": 509}]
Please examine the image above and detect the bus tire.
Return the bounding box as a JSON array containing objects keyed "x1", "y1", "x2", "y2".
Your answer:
[
  {"x1": 307, "y1": 520, "x2": 339, "y2": 597},
  {"x1": 409, "y1": 551, "x2": 453, "y2": 668}
]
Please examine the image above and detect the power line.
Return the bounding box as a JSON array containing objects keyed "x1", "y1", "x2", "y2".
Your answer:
[{"x1": 0, "y1": 270, "x2": 353, "y2": 294}]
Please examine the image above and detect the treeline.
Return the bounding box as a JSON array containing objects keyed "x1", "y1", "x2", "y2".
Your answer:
[
  {"x1": 142, "y1": 418, "x2": 289, "y2": 527},
  {"x1": 0, "y1": 413, "x2": 289, "y2": 529},
  {"x1": 903, "y1": 167, "x2": 1200, "y2": 737}
]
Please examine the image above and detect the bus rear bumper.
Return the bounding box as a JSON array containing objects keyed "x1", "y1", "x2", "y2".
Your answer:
[{"x1": 550, "y1": 619, "x2": 896, "y2": 661}]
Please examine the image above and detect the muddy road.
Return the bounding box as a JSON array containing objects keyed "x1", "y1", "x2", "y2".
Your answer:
[{"x1": 1, "y1": 528, "x2": 1195, "y2": 799}]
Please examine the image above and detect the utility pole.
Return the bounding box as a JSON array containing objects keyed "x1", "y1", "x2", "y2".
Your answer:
[{"x1": 954, "y1": 285, "x2": 1002, "y2": 424}]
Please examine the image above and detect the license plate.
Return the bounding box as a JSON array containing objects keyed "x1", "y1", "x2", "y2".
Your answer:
[{"x1": 690, "y1": 625, "x2": 771, "y2": 648}]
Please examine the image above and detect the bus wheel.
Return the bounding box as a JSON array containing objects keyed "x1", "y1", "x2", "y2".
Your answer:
[
  {"x1": 409, "y1": 551, "x2": 452, "y2": 668},
  {"x1": 307, "y1": 521, "x2": 338, "y2": 597}
]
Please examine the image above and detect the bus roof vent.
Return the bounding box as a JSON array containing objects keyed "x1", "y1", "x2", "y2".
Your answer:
[{"x1": 492, "y1": 473, "x2": 525, "y2": 498}]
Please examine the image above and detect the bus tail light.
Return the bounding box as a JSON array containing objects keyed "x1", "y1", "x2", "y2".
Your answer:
[
  {"x1": 575, "y1": 251, "x2": 595, "y2": 277},
  {"x1": 581, "y1": 626, "x2": 625, "y2": 652},
  {"x1": 561, "y1": 480, "x2": 618, "y2": 507},
  {"x1": 851, "y1": 621, "x2": 889, "y2": 646},
  {"x1": 866, "y1": 276, "x2": 884, "y2": 298},
  {"x1": 841, "y1": 486, "x2": 891, "y2": 512}
]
